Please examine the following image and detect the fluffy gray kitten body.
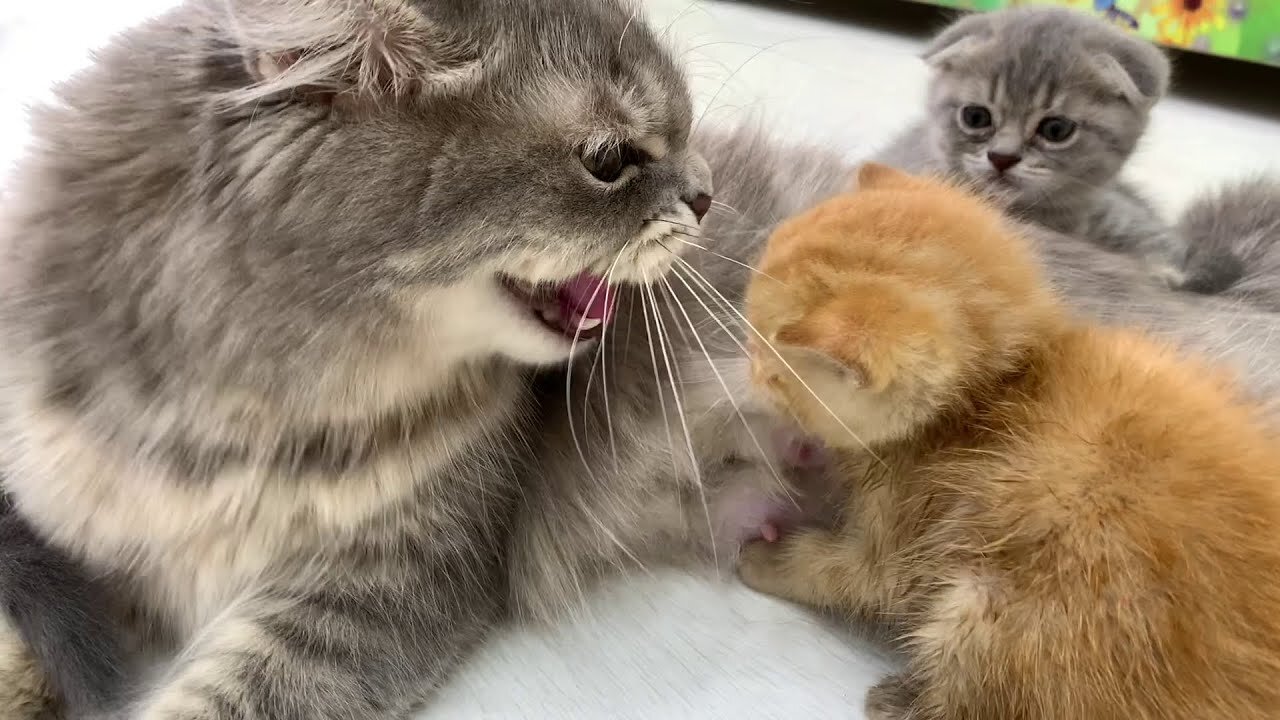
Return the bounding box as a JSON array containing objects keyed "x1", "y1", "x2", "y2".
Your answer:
[
  {"x1": 509, "y1": 122, "x2": 1280, "y2": 621},
  {"x1": 0, "y1": 0, "x2": 710, "y2": 717},
  {"x1": 876, "y1": 8, "x2": 1184, "y2": 272}
]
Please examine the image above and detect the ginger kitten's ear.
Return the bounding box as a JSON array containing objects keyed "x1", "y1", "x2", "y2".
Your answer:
[
  {"x1": 776, "y1": 322, "x2": 870, "y2": 390},
  {"x1": 224, "y1": 0, "x2": 481, "y2": 105},
  {"x1": 855, "y1": 163, "x2": 914, "y2": 191}
]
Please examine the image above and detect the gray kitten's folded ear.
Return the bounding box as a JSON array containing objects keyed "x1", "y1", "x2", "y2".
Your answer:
[
  {"x1": 219, "y1": 0, "x2": 481, "y2": 106},
  {"x1": 920, "y1": 13, "x2": 997, "y2": 70},
  {"x1": 1088, "y1": 38, "x2": 1170, "y2": 109}
]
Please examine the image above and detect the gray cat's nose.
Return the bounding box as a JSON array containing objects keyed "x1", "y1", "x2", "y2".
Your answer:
[
  {"x1": 687, "y1": 193, "x2": 712, "y2": 223},
  {"x1": 987, "y1": 152, "x2": 1022, "y2": 173}
]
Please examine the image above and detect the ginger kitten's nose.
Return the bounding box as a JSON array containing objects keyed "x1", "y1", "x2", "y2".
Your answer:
[
  {"x1": 687, "y1": 193, "x2": 712, "y2": 222},
  {"x1": 987, "y1": 152, "x2": 1022, "y2": 173}
]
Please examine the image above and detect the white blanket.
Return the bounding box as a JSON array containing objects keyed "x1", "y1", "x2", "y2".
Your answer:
[{"x1": 3, "y1": 2, "x2": 1278, "y2": 718}]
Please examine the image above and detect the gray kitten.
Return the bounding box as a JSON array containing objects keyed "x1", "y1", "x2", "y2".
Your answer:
[
  {"x1": 876, "y1": 8, "x2": 1183, "y2": 272},
  {"x1": 510, "y1": 120, "x2": 1280, "y2": 624},
  {"x1": 0, "y1": 0, "x2": 710, "y2": 717}
]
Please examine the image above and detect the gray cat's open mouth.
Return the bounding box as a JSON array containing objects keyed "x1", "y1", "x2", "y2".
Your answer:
[{"x1": 500, "y1": 272, "x2": 617, "y2": 341}]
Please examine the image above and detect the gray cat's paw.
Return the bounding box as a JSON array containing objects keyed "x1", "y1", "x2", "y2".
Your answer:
[{"x1": 0, "y1": 615, "x2": 58, "y2": 719}]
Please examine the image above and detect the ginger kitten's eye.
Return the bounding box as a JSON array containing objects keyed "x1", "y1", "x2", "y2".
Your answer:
[
  {"x1": 581, "y1": 143, "x2": 647, "y2": 184},
  {"x1": 1036, "y1": 117, "x2": 1078, "y2": 144},
  {"x1": 958, "y1": 105, "x2": 993, "y2": 131}
]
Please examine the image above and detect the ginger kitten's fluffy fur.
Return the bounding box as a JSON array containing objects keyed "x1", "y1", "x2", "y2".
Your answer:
[{"x1": 737, "y1": 164, "x2": 1280, "y2": 720}]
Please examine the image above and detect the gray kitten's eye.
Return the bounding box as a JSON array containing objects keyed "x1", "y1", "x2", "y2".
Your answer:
[
  {"x1": 581, "y1": 143, "x2": 646, "y2": 184},
  {"x1": 958, "y1": 105, "x2": 993, "y2": 131},
  {"x1": 1036, "y1": 117, "x2": 1078, "y2": 144}
]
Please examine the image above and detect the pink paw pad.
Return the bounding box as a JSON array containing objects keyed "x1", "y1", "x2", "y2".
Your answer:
[
  {"x1": 759, "y1": 522, "x2": 781, "y2": 543},
  {"x1": 773, "y1": 428, "x2": 828, "y2": 469}
]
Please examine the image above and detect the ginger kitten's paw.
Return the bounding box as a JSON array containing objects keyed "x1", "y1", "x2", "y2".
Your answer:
[
  {"x1": 736, "y1": 540, "x2": 787, "y2": 595},
  {"x1": 865, "y1": 674, "x2": 919, "y2": 720}
]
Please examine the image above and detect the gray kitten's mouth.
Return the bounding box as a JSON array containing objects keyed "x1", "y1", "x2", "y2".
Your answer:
[{"x1": 499, "y1": 273, "x2": 617, "y2": 341}]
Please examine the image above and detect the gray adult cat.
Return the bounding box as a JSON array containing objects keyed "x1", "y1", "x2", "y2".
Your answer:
[{"x1": 0, "y1": 0, "x2": 711, "y2": 717}]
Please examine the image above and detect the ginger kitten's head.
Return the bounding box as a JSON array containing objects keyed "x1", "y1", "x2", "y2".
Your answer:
[{"x1": 746, "y1": 164, "x2": 1062, "y2": 448}]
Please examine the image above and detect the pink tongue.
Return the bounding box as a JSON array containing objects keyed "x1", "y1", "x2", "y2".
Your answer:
[{"x1": 558, "y1": 272, "x2": 615, "y2": 325}]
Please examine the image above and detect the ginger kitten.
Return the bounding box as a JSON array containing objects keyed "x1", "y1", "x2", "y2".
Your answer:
[{"x1": 737, "y1": 163, "x2": 1280, "y2": 720}]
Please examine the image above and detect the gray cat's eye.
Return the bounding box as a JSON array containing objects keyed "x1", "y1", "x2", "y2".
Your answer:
[
  {"x1": 958, "y1": 105, "x2": 993, "y2": 131},
  {"x1": 582, "y1": 143, "x2": 647, "y2": 183},
  {"x1": 1036, "y1": 116, "x2": 1078, "y2": 144}
]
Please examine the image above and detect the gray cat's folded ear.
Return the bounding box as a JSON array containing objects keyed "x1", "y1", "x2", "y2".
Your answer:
[
  {"x1": 920, "y1": 13, "x2": 997, "y2": 70},
  {"x1": 220, "y1": 0, "x2": 482, "y2": 106},
  {"x1": 1088, "y1": 39, "x2": 1171, "y2": 109}
]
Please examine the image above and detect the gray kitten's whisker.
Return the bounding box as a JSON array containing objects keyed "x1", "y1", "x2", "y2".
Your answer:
[
  {"x1": 671, "y1": 255, "x2": 889, "y2": 468},
  {"x1": 643, "y1": 276, "x2": 719, "y2": 572}
]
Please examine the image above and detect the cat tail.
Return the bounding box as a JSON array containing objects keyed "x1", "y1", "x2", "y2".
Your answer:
[
  {"x1": 0, "y1": 491, "x2": 131, "y2": 717},
  {"x1": 1176, "y1": 176, "x2": 1280, "y2": 311}
]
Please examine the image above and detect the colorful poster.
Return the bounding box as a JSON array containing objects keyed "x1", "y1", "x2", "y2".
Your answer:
[{"x1": 908, "y1": 0, "x2": 1280, "y2": 66}]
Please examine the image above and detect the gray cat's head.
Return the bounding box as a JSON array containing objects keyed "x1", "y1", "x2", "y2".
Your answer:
[
  {"x1": 920, "y1": 8, "x2": 1169, "y2": 208},
  {"x1": 209, "y1": 0, "x2": 712, "y2": 367},
  {"x1": 6, "y1": 0, "x2": 712, "y2": 430}
]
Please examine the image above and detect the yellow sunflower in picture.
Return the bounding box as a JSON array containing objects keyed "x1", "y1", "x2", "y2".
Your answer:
[{"x1": 1153, "y1": 0, "x2": 1228, "y2": 45}]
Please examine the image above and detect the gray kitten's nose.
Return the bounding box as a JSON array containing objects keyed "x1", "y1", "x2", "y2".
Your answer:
[
  {"x1": 987, "y1": 152, "x2": 1022, "y2": 173},
  {"x1": 686, "y1": 193, "x2": 712, "y2": 222}
]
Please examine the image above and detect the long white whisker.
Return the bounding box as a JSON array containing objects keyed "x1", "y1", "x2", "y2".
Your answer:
[
  {"x1": 569, "y1": 251, "x2": 626, "y2": 477},
  {"x1": 640, "y1": 281, "x2": 684, "y2": 511},
  {"x1": 667, "y1": 234, "x2": 790, "y2": 287},
  {"x1": 709, "y1": 199, "x2": 741, "y2": 215},
  {"x1": 558, "y1": 251, "x2": 648, "y2": 572},
  {"x1": 644, "y1": 277, "x2": 719, "y2": 572},
  {"x1": 664, "y1": 268, "x2": 791, "y2": 503},
  {"x1": 672, "y1": 254, "x2": 888, "y2": 468},
  {"x1": 600, "y1": 260, "x2": 620, "y2": 470}
]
